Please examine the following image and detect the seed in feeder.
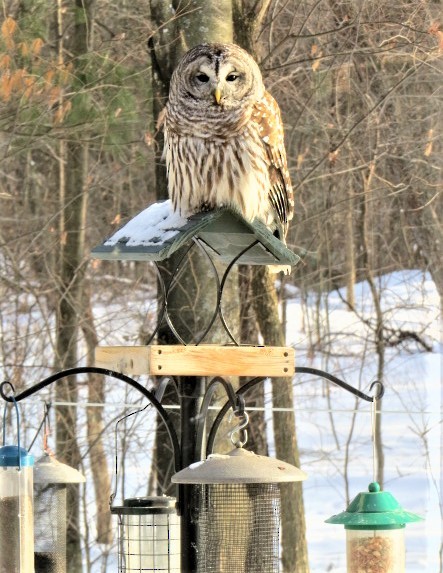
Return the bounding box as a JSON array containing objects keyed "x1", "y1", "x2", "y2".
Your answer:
[
  {"x1": 0, "y1": 495, "x2": 34, "y2": 572},
  {"x1": 348, "y1": 535, "x2": 394, "y2": 573}
]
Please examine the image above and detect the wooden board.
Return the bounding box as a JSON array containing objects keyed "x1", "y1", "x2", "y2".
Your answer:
[
  {"x1": 95, "y1": 346, "x2": 150, "y2": 375},
  {"x1": 95, "y1": 345, "x2": 295, "y2": 377}
]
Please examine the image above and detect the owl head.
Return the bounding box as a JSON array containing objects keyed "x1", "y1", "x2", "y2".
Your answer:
[{"x1": 169, "y1": 43, "x2": 265, "y2": 111}]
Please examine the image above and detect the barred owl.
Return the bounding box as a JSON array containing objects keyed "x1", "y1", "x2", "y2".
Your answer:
[{"x1": 162, "y1": 43, "x2": 294, "y2": 240}]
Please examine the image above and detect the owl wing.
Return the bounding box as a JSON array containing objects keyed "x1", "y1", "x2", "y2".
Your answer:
[{"x1": 251, "y1": 91, "x2": 294, "y2": 237}]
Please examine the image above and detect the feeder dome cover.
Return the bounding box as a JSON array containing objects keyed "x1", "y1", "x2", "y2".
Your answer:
[
  {"x1": 34, "y1": 453, "x2": 86, "y2": 484},
  {"x1": 325, "y1": 482, "x2": 423, "y2": 529},
  {"x1": 172, "y1": 447, "x2": 307, "y2": 484},
  {"x1": 0, "y1": 445, "x2": 34, "y2": 467}
]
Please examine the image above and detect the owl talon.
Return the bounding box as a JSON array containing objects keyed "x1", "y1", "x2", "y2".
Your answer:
[{"x1": 199, "y1": 202, "x2": 214, "y2": 213}]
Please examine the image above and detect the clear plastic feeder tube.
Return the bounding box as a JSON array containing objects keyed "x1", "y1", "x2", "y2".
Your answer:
[
  {"x1": 326, "y1": 482, "x2": 423, "y2": 573},
  {"x1": 0, "y1": 445, "x2": 34, "y2": 573},
  {"x1": 346, "y1": 527, "x2": 405, "y2": 573}
]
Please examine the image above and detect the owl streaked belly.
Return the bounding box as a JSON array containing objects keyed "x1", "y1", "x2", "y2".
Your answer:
[{"x1": 164, "y1": 127, "x2": 274, "y2": 225}]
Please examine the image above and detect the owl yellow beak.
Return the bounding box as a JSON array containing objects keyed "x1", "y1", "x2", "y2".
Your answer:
[{"x1": 213, "y1": 87, "x2": 222, "y2": 105}]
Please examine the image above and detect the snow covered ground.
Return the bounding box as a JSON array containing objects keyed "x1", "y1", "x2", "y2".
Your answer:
[
  {"x1": 283, "y1": 271, "x2": 441, "y2": 572},
  {"x1": 93, "y1": 269, "x2": 440, "y2": 572},
  {"x1": 1, "y1": 268, "x2": 440, "y2": 572}
]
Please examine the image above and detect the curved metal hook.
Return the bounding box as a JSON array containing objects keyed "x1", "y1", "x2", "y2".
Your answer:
[
  {"x1": 206, "y1": 376, "x2": 266, "y2": 456},
  {"x1": 1, "y1": 381, "x2": 21, "y2": 468},
  {"x1": 295, "y1": 367, "x2": 385, "y2": 402},
  {"x1": 228, "y1": 410, "x2": 249, "y2": 448},
  {"x1": 205, "y1": 369, "x2": 386, "y2": 456},
  {"x1": 369, "y1": 380, "x2": 384, "y2": 400},
  {"x1": 195, "y1": 376, "x2": 243, "y2": 460},
  {"x1": 1, "y1": 367, "x2": 181, "y2": 472}
]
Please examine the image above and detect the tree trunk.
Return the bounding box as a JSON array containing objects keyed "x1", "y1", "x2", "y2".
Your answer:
[
  {"x1": 55, "y1": 141, "x2": 87, "y2": 573},
  {"x1": 405, "y1": 192, "x2": 443, "y2": 301},
  {"x1": 54, "y1": 2, "x2": 95, "y2": 572},
  {"x1": 233, "y1": 0, "x2": 272, "y2": 55},
  {"x1": 345, "y1": 183, "x2": 356, "y2": 309},
  {"x1": 81, "y1": 282, "x2": 112, "y2": 544},
  {"x1": 251, "y1": 266, "x2": 309, "y2": 573}
]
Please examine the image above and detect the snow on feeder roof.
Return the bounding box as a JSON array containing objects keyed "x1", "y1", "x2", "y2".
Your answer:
[{"x1": 91, "y1": 200, "x2": 300, "y2": 267}]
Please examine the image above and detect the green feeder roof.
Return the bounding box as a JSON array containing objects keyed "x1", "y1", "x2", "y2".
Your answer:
[
  {"x1": 91, "y1": 200, "x2": 300, "y2": 267},
  {"x1": 325, "y1": 482, "x2": 423, "y2": 529}
]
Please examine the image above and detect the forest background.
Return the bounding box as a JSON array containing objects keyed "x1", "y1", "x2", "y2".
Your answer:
[{"x1": 0, "y1": 0, "x2": 441, "y2": 572}]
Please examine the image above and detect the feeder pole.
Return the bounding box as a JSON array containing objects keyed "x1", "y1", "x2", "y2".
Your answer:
[{"x1": 178, "y1": 376, "x2": 205, "y2": 573}]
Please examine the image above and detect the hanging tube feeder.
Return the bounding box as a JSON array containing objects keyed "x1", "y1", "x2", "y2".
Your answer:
[
  {"x1": 33, "y1": 453, "x2": 86, "y2": 573},
  {"x1": 0, "y1": 390, "x2": 35, "y2": 573},
  {"x1": 326, "y1": 481, "x2": 423, "y2": 573},
  {"x1": 172, "y1": 447, "x2": 307, "y2": 573},
  {"x1": 111, "y1": 496, "x2": 181, "y2": 573}
]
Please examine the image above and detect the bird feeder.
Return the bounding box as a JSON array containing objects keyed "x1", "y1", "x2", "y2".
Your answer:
[
  {"x1": 33, "y1": 453, "x2": 85, "y2": 573},
  {"x1": 0, "y1": 444, "x2": 35, "y2": 573},
  {"x1": 172, "y1": 447, "x2": 307, "y2": 573},
  {"x1": 111, "y1": 496, "x2": 180, "y2": 572},
  {"x1": 325, "y1": 481, "x2": 423, "y2": 573}
]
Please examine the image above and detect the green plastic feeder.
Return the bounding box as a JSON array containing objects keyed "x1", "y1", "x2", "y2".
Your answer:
[{"x1": 326, "y1": 482, "x2": 423, "y2": 573}]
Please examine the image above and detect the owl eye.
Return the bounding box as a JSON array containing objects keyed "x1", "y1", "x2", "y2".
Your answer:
[
  {"x1": 196, "y1": 73, "x2": 209, "y2": 83},
  {"x1": 226, "y1": 73, "x2": 239, "y2": 82}
]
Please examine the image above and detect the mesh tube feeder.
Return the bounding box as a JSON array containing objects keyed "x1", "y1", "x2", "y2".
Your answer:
[
  {"x1": 33, "y1": 454, "x2": 86, "y2": 573},
  {"x1": 172, "y1": 447, "x2": 307, "y2": 573},
  {"x1": 325, "y1": 481, "x2": 423, "y2": 573},
  {"x1": 110, "y1": 405, "x2": 180, "y2": 572},
  {"x1": 111, "y1": 496, "x2": 181, "y2": 572}
]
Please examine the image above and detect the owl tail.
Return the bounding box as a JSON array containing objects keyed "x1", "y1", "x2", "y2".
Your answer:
[{"x1": 268, "y1": 265, "x2": 292, "y2": 275}]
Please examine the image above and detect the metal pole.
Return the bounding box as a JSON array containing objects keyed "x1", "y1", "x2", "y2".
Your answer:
[{"x1": 179, "y1": 376, "x2": 205, "y2": 573}]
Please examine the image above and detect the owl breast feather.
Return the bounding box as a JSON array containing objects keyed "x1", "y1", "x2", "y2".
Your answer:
[{"x1": 164, "y1": 126, "x2": 276, "y2": 227}]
